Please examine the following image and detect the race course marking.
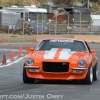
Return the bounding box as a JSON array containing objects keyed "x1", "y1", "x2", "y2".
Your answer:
[
  {"x1": 91, "y1": 89, "x2": 100, "y2": 91},
  {"x1": 0, "y1": 74, "x2": 21, "y2": 77},
  {"x1": 0, "y1": 55, "x2": 27, "y2": 68},
  {"x1": 0, "y1": 48, "x2": 26, "y2": 52}
]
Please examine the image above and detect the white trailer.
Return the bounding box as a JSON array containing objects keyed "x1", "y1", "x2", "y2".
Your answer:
[
  {"x1": 1, "y1": 11, "x2": 20, "y2": 26},
  {"x1": 91, "y1": 15, "x2": 100, "y2": 32}
]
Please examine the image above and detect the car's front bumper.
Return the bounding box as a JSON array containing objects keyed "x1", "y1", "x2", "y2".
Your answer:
[{"x1": 25, "y1": 66, "x2": 88, "y2": 80}]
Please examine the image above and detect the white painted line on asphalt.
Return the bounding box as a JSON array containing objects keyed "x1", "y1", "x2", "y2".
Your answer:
[
  {"x1": 0, "y1": 56, "x2": 18, "y2": 65},
  {"x1": 2, "y1": 43, "x2": 38, "y2": 44},
  {"x1": 0, "y1": 49, "x2": 26, "y2": 52},
  {"x1": 0, "y1": 54, "x2": 24, "y2": 65},
  {"x1": 65, "y1": 86, "x2": 77, "y2": 88},
  {"x1": 45, "y1": 85, "x2": 59, "y2": 87},
  {"x1": 25, "y1": 89, "x2": 77, "y2": 93},
  {"x1": 45, "y1": 85, "x2": 76, "y2": 89},
  {"x1": 0, "y1": 55, "x2": 27, "y2": 68},
  {"x1": 0, "y1": 75, "x2": 21, "y2": 77},
  {"x1": 91, "y1": 89, "x2": 100, "y2": 91},
  {"x1": 90, "y1": 44, "x2": 100, "y2": 46}
]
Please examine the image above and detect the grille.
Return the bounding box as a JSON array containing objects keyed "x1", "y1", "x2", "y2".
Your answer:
[{"x1": 42, "y1": 62, "x2": 69, "y2": 72}]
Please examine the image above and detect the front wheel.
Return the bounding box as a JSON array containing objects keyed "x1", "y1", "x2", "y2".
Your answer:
[
  {"x1": 81, "y1": 65, "x2": 93, "y2": 84},
  {"x1": 93, "y1": 64, "x2": 98, "y2": 81},
  {"x1": 23, "y1": 66, "x2": 35, "y2": 84}
]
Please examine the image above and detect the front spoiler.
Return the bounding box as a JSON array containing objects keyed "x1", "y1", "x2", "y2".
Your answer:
[{"x1": 25, "y1": 66, "x2": 88, "y2": 80}]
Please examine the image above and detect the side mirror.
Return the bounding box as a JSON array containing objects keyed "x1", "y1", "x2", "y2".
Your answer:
[
  {"x1": 30, "y1": 47, "x2": 35, "y2": 51},
  {"x1": 90, "y1": 49, "x2": 95, "y2": 53}
]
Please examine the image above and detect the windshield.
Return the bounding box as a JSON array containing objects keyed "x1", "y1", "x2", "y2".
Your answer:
[
  {"x1": 35, "y1": 39, "x2": 87, "y2": 52},
  {"x1": 29, "y1": 12, "x2": 47, "y2": 23}
]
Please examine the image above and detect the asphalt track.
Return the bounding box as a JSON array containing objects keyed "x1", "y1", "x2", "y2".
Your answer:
[{"x1": 0, "y1": 43, "x2": 100, "y2": 100}]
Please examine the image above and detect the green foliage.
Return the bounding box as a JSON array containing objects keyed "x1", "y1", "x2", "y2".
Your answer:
[
  {"x1": 52, "y1": 0, "x2": 99, "y2": 6},
  {"x1": 1, "y1": 0, "x2": 100, "y2": 14},
  {"x1": 14, "y1": 2, "x2": 23, "y2": 7},
  {"x1": 90, "y1": 0, "x2": 98, "y2": 2},
  {"x1": 6, "y1": 1, "x2": 14, "y2": 7},
  {"x1": 90, "y1": 4, "x2": 99, "y2": 14},
  {"x1": 52, "y1": 0, "x2": 75, "y2": 7},
  {"x1": 37, "y1": 0, "x2": 49, "y2": 4},
  {"x1": 40, "y1": 4, "x2": 49, "y2": 7}
]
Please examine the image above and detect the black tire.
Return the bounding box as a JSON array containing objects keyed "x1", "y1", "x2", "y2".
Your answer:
[
  {"x1": 81, "y1": 65, "x2": 93, "y2": 85},
  {"x1": 23, "y1": 66, "x2": 35, "y2": 84},
  {"x1": 93, "y1": 64, "x2": 98, "y2": 81}
]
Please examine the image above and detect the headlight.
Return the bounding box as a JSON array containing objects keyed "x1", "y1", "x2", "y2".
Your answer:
[
  {"x1": 26, "y1": 58, "x2": 34, "y2": 65},
  {"x1": 78, "y1": 60, "x2": 86, "y2": 67}
]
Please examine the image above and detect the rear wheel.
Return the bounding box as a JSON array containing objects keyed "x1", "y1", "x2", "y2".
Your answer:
[
  {"x1": 23, "y1": 66, "x2": 35, "y2": 84},
  {"x1": 81, "y1": 65, "x2": 93, "y2": 84}
]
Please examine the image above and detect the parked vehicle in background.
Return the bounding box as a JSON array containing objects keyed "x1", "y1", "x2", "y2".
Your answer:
[
  {"x1": 25, "y1": 7, "x2": 48, "y2": 34},
  {"x1": 0, "y1": 5, "x2": 48, "y2": 34},
  {"x1": 48, "y1": 7, "x2": 91, "y2": 34},
  {"x1": 13, "y1": 19, "x2": 34, "y2": 35},
  {"x1": 0, "y1": 10, "x2": 20, "y2": 33}
]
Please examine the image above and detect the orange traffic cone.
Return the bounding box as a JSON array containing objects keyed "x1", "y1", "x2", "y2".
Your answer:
[
  {"x1": 26, "y1": 45, "x2": 28, "y2": 51},
  {"x1": 27, "y1": 47, "x2": 30, "y2": 54},
  {"x1": 8, "y1": 44, "x2": 12, "y2": 50},
  {"x1": 19, "y1": 45, "x2": 22, "y2": 51},
  {"x1": 18, "y1": 48, "x2": 22, "y2": 57},
  {"x1": 32, "y1": 40, "x2": 34, "y2": 43},
  {"x1": 2, "y1": 54, "x2": 6, "y2": 65},
  {"x1": 10, "y1": 51, "x2": 14, "y2": 61},
  {"x1": 17, "y1": 45, "x2": 22, "y2": 57},
  {"x1": 0, "y1": 40, "x2": 2, "y2": 44}
]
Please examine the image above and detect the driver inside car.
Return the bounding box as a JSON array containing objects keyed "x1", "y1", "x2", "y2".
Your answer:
[
  {"x1": 45, "y1": 44, "x2": 58, "y2": 50},
  {"x1": 72, "y1": 41, "x2": 87, "y2": 52}
]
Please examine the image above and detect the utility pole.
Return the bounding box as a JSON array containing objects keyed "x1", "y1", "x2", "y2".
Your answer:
[{"x1": 87, "y1": 0, "x2": 90, "y2": 8}]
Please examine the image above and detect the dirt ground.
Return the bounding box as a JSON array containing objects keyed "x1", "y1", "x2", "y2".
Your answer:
[
  {"x1": 0, "y1": 32, "x2": 100, "y2": 43},
  {"x1": 0, "y1": 32, "x2": 36, "y2": 43}
]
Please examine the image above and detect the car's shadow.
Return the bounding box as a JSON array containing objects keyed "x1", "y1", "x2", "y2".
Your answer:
[{"x1": 35, "y1": 79, "x2": 83, "y2": 85}]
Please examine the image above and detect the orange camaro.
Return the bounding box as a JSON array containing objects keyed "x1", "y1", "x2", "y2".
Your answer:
[{"x1": 23, "y1": 38, "x2": 98, "y2": 84}]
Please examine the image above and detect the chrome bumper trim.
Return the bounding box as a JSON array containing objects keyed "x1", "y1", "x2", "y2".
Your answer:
[
  {"x1": 24, "y1": 66, "x2": 39, "y2": 69},
  {"x1": 73, "y1": 68, "x2": 88, "y2": 70}
]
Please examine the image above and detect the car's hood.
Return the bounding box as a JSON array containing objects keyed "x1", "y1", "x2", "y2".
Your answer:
[{"x1": 27, "y1": 48, "x2": 87, "y2": 62}]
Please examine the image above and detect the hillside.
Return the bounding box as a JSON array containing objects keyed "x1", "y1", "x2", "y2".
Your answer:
[
  {"x1": 0, "y1": 0, "x2": 50, "y2": 6},
  {"x1": 0, "y1": 0, "x2": 39, "y2": 6},
  {"x1": 0, "y1": 0, "x2": 100, "y2": 14}
]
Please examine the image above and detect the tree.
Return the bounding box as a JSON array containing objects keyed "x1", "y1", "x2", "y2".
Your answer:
[
  {"x1": 52, "y1": 0, "x2": 75, "y2": 7},
  {"x1": 6, "y1": 1, "x2": 14, "y2": 7},
  {"x1": 90, "y1": 0, "x2": 98, "y2": 2},
  {"x1": 40, "y1": 4, "x2": 49, "y2": 7}
]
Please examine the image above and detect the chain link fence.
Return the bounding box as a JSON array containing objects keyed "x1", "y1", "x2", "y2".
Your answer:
[{"x1": 0, "y1": 8, "x2": 100, "y2": 42}]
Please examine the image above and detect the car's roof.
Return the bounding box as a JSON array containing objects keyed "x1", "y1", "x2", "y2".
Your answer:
[{"x1": 42, "y1": 38, "x2": 85, "y2": 42}]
